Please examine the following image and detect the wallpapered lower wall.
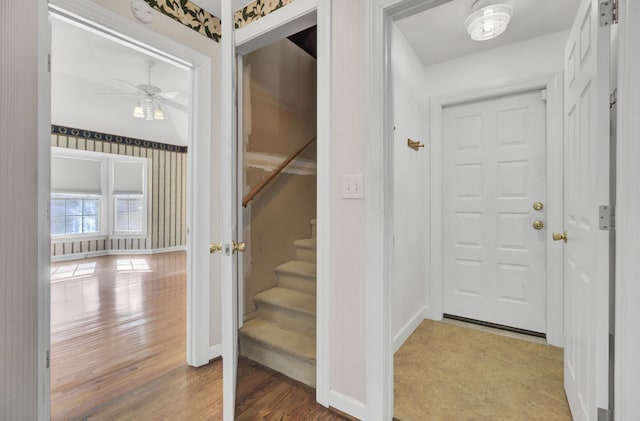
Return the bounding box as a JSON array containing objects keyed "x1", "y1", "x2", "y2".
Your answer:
[{"x1": 50, "y1": 129, "x2": 187, "y2": 258}]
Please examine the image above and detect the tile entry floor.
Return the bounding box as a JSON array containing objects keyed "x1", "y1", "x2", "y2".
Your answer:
[{"x1": 394, "y1": 319, "x2": 572, "y2": 421}]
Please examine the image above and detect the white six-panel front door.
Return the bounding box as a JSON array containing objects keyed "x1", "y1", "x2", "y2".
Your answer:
[{"x1": 442, "y1": 90, "x2": 547, "y2": 333}]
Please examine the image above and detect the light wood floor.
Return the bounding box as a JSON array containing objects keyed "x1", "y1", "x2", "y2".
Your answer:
[
  {"x1": 50, "y1": 252, "x2": 340, "y2": 420},
  {"x1": 394, "y1": 320, "x2": 572, "y2": 421},
  {"x1": 51, "y1": 252, "x2": 188, "y2": 421}
]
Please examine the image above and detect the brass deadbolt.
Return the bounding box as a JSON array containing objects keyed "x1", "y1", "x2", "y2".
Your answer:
[
  {"x1": 533, "y1": 202, "x2": 544, "y2": 211},
  {"x1": 533, "y1": 220, "x2": 544, "y2": 230}
]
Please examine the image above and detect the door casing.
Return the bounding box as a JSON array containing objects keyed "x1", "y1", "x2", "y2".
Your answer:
[
  {"x1": 41, "y1": 2, "x2": 214, "y2": 417},
  {"x1": 429, "y1": 76, "x2": 565, "y2": 346},
  {"x1": 222, "y1": 0, "x2": 333, "y2": 411}
]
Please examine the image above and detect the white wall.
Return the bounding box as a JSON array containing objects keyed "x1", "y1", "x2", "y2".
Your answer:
[
  {"x1": 424, "y1": 30, "x2": 569, "y2": 99},
  {"x1": 84, "y1": 0, "x2": 223, "y2": 355},
  {"x1": 328, "y1": 0, "x2": 368, "y2": 415},
  {"x1": 391, "y1": 23, "x2": 429, "y2": 352}
]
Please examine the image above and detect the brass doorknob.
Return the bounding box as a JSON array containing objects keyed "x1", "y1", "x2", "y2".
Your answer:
[
  {"x1": 552, "y1": 231, "x2": 568, "y2": 243},
  {"x1": 533, "y1": 220, "x2": 544, "y2": 230},
  {"x1": 209, "y1": 243, "x2": 222, "y2": 254},
  {"x1": 533, "y1": 202, "x2": 544, "y2": 211},
  {"x1": 232, "y1": 241, "x2": 246, "y2": 254}
]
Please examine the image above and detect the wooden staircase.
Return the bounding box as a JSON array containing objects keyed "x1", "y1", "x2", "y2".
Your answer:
[{"x1": 239, "y1": 219, "x2": 317, "y2": 387}]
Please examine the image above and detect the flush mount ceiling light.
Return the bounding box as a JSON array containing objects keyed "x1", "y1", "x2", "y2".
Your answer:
[{"x1": 465, "y1": 2, "x2": 513, "y2": 41}]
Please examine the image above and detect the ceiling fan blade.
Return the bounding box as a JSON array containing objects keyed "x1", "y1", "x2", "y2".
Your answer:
[
  {"x1": 158, "y1": 91, "x2": 186, "y2": 99},
  {"x1": 93, "y1": 93, "x2": 140, "y2": 97},
  {"x1": 160, "y1": 99, "x2": 188, "y2": 113},
  {"x1": 115, "y1": 78, "x2": 145, "y2": 94}
]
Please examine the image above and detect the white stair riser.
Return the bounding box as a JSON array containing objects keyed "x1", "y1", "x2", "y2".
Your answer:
[
  {"x1": 256, "y1": 304, "x2": 316, "y2": 338},
  {"x1": 240, "y1": 335, "x2": 316, "y2": 387},
  {"x1": 295, "y1": 246, "x2": 316, "y2": 263},
  {"x1": 276, "y1": 272, "x2": 316, "y2": 294}
]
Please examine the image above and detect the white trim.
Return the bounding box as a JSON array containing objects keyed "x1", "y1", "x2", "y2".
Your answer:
[
  {"x1": 50, "y1": 244, "x2": 188, "y2": 264},
  {"x1": 237, "y1": 54, "x2": 245, "y2": 330},
  {"x1": 393, "y1": 306, "x2": 427, "y2": 353},
  {"x1": 244, "y1": 152, "x2": 317, "y2": 175},
  {"x1": 187, "y1": 58, "x2": 213, "y2": 368},
  {"x1": 544, "y1": 74, "x2": 564, "y2": 347},
  {"x1": 315, "y1": 0, "x2": 331, "y2": 407},
  {"x1": 366, "y1": 1, "x2": 395, "y2": 419},
  {"x1": 37, "y1": 0, "x2": 52, "y2": 417},
  {"x1": 615, "y1": 0, "x2": 640, "y2": 419},
  {"x1": 220, "y1": 0, "x2": 238, "y2": 419},
  {"x1": 328, "y1": 391, "x2": 366, "y2": 421},
  {"x1": 235, "y1": 0, "x2": 318, "y2": 55},
  {"x1": 428, "y1": 77, "x2": 564, "y2": 345},
  {"x1": 435, "y1": 74, "x2": 558, "y2": 107},
  {"x1": 209, "y1": 344, "x2": 222, "y2": 360}
]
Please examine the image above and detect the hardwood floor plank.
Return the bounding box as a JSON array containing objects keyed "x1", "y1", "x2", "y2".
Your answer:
[
  {"x1": 51, "y1": 252, "x2": 337, "y2": 420},
  {"x1": 50, "y1": 252, "x2": 188, "y2": 421}
]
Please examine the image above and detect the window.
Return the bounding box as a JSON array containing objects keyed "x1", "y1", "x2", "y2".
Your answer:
[
  {"x1": 51, "y1": 148, "x2": 148, "y2": 239},
  {"x1": 112, "y1": 158, "x2": 146, "y2": 235},
  {"x1": 115, "y1": 197, "x2": 144, "y2": 232},
  {"x1": 51, "y1": 196, "x2": 101, "y2": 236}
]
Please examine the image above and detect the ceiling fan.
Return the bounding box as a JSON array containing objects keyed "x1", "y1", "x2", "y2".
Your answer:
[{"x1": 97, "y1": 60, "x2": 187, "y2": 121}]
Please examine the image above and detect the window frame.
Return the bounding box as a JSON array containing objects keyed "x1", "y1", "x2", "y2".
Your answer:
[
  {"x1": 109, "y1": 155, "x2": 148, "y2": 238},
  {"x1": 50, "y1": 147, "x2": 148, "y2": 241},
  {"x1": 50, "y1": 194, "x2": 104, "y2": 238}
]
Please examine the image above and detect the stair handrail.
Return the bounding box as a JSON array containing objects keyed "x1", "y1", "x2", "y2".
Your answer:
[{"x1": 242, "y1": 137, "x2": 317, "y2": 208}]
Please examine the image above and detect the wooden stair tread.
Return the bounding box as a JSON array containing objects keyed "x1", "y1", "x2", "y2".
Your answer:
[
  {"x1": 275, "y1": 260, "x2": 316, "y2": 278},
  {"x1": 255, "y1": 287, "x2": 316, "y2": 316},
  {"x1": 240, "y1": 319, "x2": 316, "y2": 362}
]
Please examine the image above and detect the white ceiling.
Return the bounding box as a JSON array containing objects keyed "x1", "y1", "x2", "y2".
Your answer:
[
  {"x1": 51, "y1": 18, "x2": 191, "y2": 146},
  {"x1": 395, "y1": 0, "x2": 581, "y2": 66}
]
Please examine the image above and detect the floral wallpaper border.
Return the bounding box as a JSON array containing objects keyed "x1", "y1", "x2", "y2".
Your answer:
[
  {"x1": 52, "y1": 124, "x2": 188, "y2": 153},
  {"x1": 140, "y1": 0, "x2": 301, "y2": 42},
  {"x1": 234, "y1": 0, "x2": 298, "y2": 29},
  {"x1": 144, "y1": 0, "x2": 221, "y2": 42}
]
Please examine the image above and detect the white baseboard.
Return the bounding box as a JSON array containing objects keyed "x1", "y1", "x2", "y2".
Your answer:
[
  {"x1": 328, "y1": 390, "x2": 366, "y2": 421},
  {"x1": 209, "y1": 344, "x2": 222, "y2": 361},
  {"x1": 393, "y1": 306, "x2": 428, "y2": 353},
  {"x1": 51, "y1": 246, "x2": 187, "y2": 262}
]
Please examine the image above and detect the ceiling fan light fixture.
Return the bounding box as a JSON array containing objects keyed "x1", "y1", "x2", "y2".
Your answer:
[
  {"x1": 132, "y1": 103, "x2": 145, "y2": 119},
  {"x1": 465, "y1": 3, "x2": 513, "y2": 41},
  {"x1": 154, "y1": 104, "x2": 165, "y2": 121}
]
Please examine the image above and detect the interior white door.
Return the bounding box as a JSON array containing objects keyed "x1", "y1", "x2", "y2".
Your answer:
[
  {"x1": 221, "y1": 1, "x2": 238, "y2": 419},
  {"x1": 562, "y1": 0, "x2": 611, "y2": 419},
  {"x1": 442, "y1": 90, "x2": 547, "y2": 333}
]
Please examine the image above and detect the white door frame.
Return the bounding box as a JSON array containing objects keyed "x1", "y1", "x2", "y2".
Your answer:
[
  {"x1": 46, "y1": 0, "x2": 213, "y2": 380},
  {"x1": 226, "y1": 0, "x2": 332, "y2": 408},
  {"x1": 429, "y1": 75, "x2": 565, "y2": 346},
  {"x1": 615, "y1": 0, "x2": 640, "y2": 419},
  {"x1": 367, "y1": 1, "x2": 569, "y2": 418}
]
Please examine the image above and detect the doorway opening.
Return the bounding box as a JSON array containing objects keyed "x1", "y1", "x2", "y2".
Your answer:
[
  {"x1": 388, "y1": 0, "x2": 583, "y2": 419},
  {"x1": 47, "y1": 3, "x2": 209, "y2": 418},
  {"x1": 235, "y1": 26, "x2": 319, "y2": 410}
]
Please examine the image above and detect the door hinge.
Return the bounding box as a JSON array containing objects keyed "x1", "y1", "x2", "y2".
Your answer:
[
  {"x1": 599, "y1": 0, "x2": 618, "y2": 27},
  {"x1": 48, "y1": 54, "x2": 51, "y2": 73},
  {"x1": 599, "y1": 205, "x2": 615, "y2": 230},
  {"x1": 598, "y1": 407, "x2": 613, "y2": 421},
  {"x1": 610, "y1": 89, "x2": 617, "y2": 109},
  {"x1": 46, "y1": 350, "x2": 50, "y2": 369}
]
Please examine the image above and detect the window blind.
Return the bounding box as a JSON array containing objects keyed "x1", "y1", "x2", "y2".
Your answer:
[
  {"x1": 51, "y1": 155, "x2": 103, "y2": 194},
  {"x1": 112, "y1": 160, "x2": 145, "y2": 195}
]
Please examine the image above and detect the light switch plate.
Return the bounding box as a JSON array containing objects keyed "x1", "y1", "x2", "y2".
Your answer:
[{"x1": 343, "y1": 174, "x2": 364, "y2": 199}]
